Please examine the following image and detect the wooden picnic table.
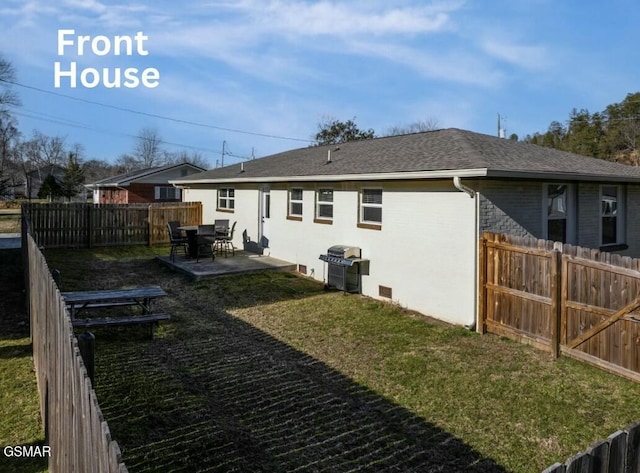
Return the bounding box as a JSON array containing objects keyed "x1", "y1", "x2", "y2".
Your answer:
[{"x1": 61, "y1": 286, "x2": 170, "y2": 337}]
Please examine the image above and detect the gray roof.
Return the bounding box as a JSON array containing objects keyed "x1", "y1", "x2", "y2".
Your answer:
[
  {"x1": 172, "y1": 128, "x2": 640, "y2": 184},
  {"x1": 88, "y1": 162, "x2": 207, "y2": 187}
]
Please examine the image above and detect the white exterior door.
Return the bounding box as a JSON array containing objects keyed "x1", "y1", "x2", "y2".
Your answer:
[{"x1": 260, "y1": 188, "x2": 270, "y2": 248}]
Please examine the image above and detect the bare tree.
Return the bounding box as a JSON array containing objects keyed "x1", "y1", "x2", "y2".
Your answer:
[
  {"x1": 15, "y1": 131, "x2": 67, "y2": 198},
  {"x1": 22, "y1": 130, "x2": 67, "y2": 167},
  {"x1": 133, "y1": 127, "x2": 164, "y2": 167},
  {"x1": 115, "y1": 153, "x2": 140, "y2": 173},
  {"x1": 0, "y1": 114, "x2": 20, "y2": 197},
  {"x1": 384, "y1": 119, "x2": 440, "y2": 136},
  {"x1": 163, "y1": 149, "x2": 209, "y2": 169},
  {"x1": 83, "y1": 158, "x2": 116, "y2": 182},
  {"x1": 0, "y1": 55, "x2": 20, "y2": 111}
]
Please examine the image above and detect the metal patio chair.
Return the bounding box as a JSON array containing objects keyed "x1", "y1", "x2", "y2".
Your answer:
[
  {"x1": 213, "y1": 221, "x2": 236, "y2": 257},
  {"x1": 167, "y1": 221, "x2": 188, "y2": 261}
]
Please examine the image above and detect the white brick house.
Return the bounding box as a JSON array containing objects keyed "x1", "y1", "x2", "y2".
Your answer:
[{"x1": 171, "y1": 129, "x2": 640, "y2": 327}]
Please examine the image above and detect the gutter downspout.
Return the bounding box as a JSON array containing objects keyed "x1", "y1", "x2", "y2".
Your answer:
[
  {"x1": 453, "y1": 176, "x2": 475, "y2": 198},
  {"x1": 452, "y1": 176, "x2": 478, "y2": 331}
]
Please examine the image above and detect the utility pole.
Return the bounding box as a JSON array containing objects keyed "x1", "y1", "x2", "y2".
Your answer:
[
  {"x1": 497, "y1": 114, "x2": 506, "y2": 138},
  {"x1": 221, "y1": 140, "x2": 227, "y2": 168}
]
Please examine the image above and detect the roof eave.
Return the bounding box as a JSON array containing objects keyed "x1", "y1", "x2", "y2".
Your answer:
[
  {"x1": 85, "y1": 183, "x2": 129, "y2": 189},
  {"x1": 170, "y1": 168, "x2": 490, "y2": 186},
  {"x1": 170, "y1": 168, "x2": 640, "y2": 186},
  {"x1": 485, "y1": 169, "x2": 640, "y2": 183}
]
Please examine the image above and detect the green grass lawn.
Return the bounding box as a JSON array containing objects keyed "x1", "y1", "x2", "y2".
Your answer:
[
  {"x1": 38, "y1": 245, "x2": 640, "y2": 472},
  {"x1": 0, "y1": 213, "x2": 20, "y2": 233}
]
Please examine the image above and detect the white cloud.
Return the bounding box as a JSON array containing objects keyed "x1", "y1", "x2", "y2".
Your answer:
[
  {"x1": 480, "y1": 39, "x2": 550, "y2": 70},
  {"x1": 253, "y1": 1, "x2": 458, "y2": 37},
  {"x1": 349, "y1": 40, "x2": 504, "y2": 87}
]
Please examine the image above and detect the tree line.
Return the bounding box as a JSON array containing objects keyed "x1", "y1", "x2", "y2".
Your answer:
[{"x1": 521, "y1": 92, "x2": 640, "y2": 165}]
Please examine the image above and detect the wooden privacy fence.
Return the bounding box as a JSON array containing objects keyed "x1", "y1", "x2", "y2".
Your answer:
[
  {"x1": 25, "y1": 225, "x2": 128, "y2": 472},
  {"x1": 479, "y1": 232, "x2": 640, "y2": 382},
  {"x1": 543, "y1": 422, "x2": 640, "y2": 473},
  {"x1": 23, "y1": 201, "x2": 202, "y2": 248}
]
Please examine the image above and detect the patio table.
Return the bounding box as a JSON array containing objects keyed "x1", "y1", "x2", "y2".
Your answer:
[{"x1": 178, "y1": 225, "x2": 229, "y2": 259}]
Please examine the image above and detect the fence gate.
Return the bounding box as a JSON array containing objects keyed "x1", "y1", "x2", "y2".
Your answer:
[
  {"x1": 480, "y1": 232, "x2": 640, "y2": 382},
  {"x1": 559, "y1": 254, "x2": 640, "y2": 379}
]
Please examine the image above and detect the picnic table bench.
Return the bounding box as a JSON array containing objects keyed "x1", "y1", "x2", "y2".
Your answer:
[{"x1": 61, "y1": 286, "x2": 170, "y2": 338}]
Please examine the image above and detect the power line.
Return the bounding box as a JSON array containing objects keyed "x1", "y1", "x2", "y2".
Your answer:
[
  {"x1": 12, "y1": 109, "x2": 224, "y2": 155},
  {"x1": 0, "y1": 77, "x2": 315, "y2": 144}
]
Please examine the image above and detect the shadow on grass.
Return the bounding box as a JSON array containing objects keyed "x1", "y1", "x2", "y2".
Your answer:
[
  {"x1": 0, "y1": 342, "x2": 32, "y2": 360},
  {"x1": 0, "y1": 249, "x2": 29, "y2": 342},
  {"x1": 92, "y1": 310, "x2": 507, "y2": 473}
]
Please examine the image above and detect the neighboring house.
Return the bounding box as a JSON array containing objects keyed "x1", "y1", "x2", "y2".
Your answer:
[
  {"x1": 86, "y1": 163, "x2": 206, "y2": 204},
  {"x1": 170, "y1": 128, "x2": 640, "y2": 327},
  {"x1": 25, "y1": 164, "x2": 66, "y2": 199}
]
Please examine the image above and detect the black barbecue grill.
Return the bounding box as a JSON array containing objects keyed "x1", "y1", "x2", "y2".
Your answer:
[{"x1": 319, "y1": 245, "x2": 367, "y2": 293}]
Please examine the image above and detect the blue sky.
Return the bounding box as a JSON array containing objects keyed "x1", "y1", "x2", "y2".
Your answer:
[{"x1": 1, "y1": 0, "x2": 639, "y2": 169}]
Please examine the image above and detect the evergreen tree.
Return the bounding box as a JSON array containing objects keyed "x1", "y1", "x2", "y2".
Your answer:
[
  {"x1": 61, "y1": 152, "x2": 85, "y2": 200},
  {"x1": 38, "y1": 173, "x2": 63, "y2": 201},
  {"x1": 314, "y1": 117, "x2": 375, "y2": 146}
]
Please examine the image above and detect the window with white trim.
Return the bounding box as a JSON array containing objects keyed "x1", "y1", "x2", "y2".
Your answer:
[
  {"x1": 289, "y1": 188, "x2": 303, "y2": 217},
  {"x1": 360, "y1": 188, "x2": 382, "y2": 225},
  {"x1": 544, "y1": 183, "x2": 575, "y2": 243},
  {"x1": 154, "y1": 186, "x2": 180, "y2": 200},
  {"x1": 218, "y1": 188, "x2": 235, "y2": 210},
  {"x1": 316, "y1": 188, "x2": 333, "y2": 220},
  {"x1": 601, "y1": 185, "x2": 625, "y2": 246}
]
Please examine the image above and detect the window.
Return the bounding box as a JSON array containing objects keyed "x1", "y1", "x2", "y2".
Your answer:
[
  {"x1": 544, "y1": 183, "x2": 575, "y2": 243},
  {"x1": 218, "y1": 188, "x2": 235, "y2": 210},
  {"x1": 316, "y1": 188, "x2": 333, "y2": 221},
  {"x1": 289, "y1": 188, "x2": 303, "y2": 218},
  {"x1": 601, "y1": 185, "x2": 625, "y2": 246},
  {"x1": 155, "y1": 186, "x2": 180, "y2": 200},
  {"x1": 360, "y1": 188, "x2": 382, "y2": 225}
]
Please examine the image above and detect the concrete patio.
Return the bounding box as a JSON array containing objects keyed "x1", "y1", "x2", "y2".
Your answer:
[
  {"x1": 156, "y1": 249, "x2": 297, "y2": 279},
  {"x1": 0, "y1": 233, "x2": 21, "y2": 249}
]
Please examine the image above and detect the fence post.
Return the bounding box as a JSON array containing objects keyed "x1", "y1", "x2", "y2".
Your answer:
[
  {"x1": 148, "y1": 204, "x2": 153, "y2": 246},
  {"x1": 477, "y1": 233, "x2": 488, "y2": 334},
  {"x1": 550, "y1": 249, "x2": 562, "y2": 359},
  {"x1": 77, "y1": 332, "x2": 95, "y2": 386},
  {"x1": 86, "y1": 204, "x2": 93, "y2": 249}
]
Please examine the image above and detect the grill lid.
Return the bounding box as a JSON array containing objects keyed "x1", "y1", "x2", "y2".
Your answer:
[
  {"x1": 327, "y1": 245, "x2": 361, "y2": 258},
  {"x1": 319, "y1": 254, "x2": 356, "y2": 266}
]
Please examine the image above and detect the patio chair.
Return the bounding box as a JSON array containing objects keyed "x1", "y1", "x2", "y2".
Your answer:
[
  {"x1": 213, "y1": 221, "x2": 236, "y2": 257},
  {"x1": 167, "y1": 221, "x2": 188, "y2": 262},
  {"x1": 214, "y1": 219, "x2": 230, "y2": 236},
  {"x1": 196, "y1": 224, "x2": 216, "y2": 262}
]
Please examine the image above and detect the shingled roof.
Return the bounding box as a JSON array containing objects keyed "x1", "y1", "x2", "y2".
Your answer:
[
  {"x1": 87, "y1": 162, "x2": 206, "y2": 188},
  {"x1": 172, "y1": 128, "x2": 640, "y2": 184}
]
